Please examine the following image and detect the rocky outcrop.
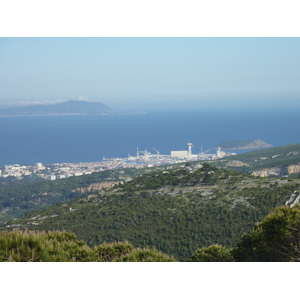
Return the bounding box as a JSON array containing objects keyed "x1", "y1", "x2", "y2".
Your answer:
[
  {"x1": 75, "y1": 182, "x2": 119, "y2": 193},
  {"x1": 251, "y1": 163, "x2": 300, "y2": 177},
  {"x1": 288, "y1": 164, "x2": 300, "y2": 174},
  {"x1": 285, "y1": 191, "x2": 300, "y2": 207},
  {"x1": 251, "y1": 167, "x2": 282, "y2": 177},
  {"x1": 225, "y1": 160, "x2": 250, "y2": 167}
]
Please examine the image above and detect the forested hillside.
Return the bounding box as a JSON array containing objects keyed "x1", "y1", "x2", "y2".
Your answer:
[
  {"x1": 3, "y1": 163, "x2": 300, "y2": 261},
  {"x1": 2, "y1": 143, "x2": 300, "y2": 224},
  {"x1": 0, "y1": 167, "x2": 147, "y2": 222},
  {"x1": 2, "y1": 204, "x2": 300, "y2": 262}
]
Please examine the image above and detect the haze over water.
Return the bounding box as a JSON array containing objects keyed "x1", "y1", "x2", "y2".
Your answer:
[
  {"x1": 1, "y1": 38, "x2": 300, "y2": 166},
  {"x1": 0, "y1": 106, "x2": 299, "y2": 166}
]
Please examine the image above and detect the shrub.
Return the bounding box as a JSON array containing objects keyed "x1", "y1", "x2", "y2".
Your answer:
[
  {"x1": 93, "y1": 241, "x2": 134, "y2": 262},
  {"x1": 0, "y1": 230, "x2": 96, "y2": 262},
  {"x1": 0, "y1": 230, "x2": 175, "y2": 262},
  {"x1": 187, "y1": 244, "x2": 234, "y2": 262},
  {"x1": 114, "y1": 248, "x2": 176, "y2": 262},
  {"x1": 232, "y1": 205, "x2": 300, "y2": 262}
]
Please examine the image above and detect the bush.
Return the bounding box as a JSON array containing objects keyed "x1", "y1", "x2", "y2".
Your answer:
[
  {"x1": 232, "y1": 205, "x2": 300, "y2": 262},
  {"x1": 114, "y1": 248, "x2": 176, "y2": 262},
  {"x1": 0, "y1": 230, "x2": 97, "y2": 262},
  {"x1": 0, "y1": 230, "x2": 176, "y2": 262},
  {"x1": 187, "y1": 244, "x2": 234, "y2": 262},
  {"x1": 93, "y1": 241, "x2": 134, "y2": 262}
]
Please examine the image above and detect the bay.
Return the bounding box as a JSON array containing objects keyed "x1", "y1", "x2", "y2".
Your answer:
[{"x1": 0, "y1": 108, "x2": 299, "y2": 166}]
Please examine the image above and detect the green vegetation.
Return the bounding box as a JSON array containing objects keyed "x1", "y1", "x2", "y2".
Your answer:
[
  {"x1": 0, "y1": 230, "x2": 96, "y2": 262},
  {"x1": 1, "y1": 143, "x2": 299, "y2": 224},
  {"x1": 93, "y1": 241, "x2": 135, "y2": 261},
  {"x1": 0, "y1": 167, "x2": 149, "y2": 221},
  {"x1": 3, "y1": 163, "x2": 300, "y2": 261},
  {"x1": 2, "y1": 145, "x2": 300, "y2": 261},
  {"x1": 210, "y1": 143, "x2": 300, "y2": 175},
  {"x1": 187, "y1": 244, "x2": 234, "y2": 262},
  {"x1": 188, "y1": 205, "x2": 300, "y2": 262},
  {"x1": 114, "y1": 248, "x2": 176, "y2": 262},
  {"x1": 2, "y1": 205, "x2": 300, "y2": 261},
  {"x1": 0, "y1": 230, "x2": 175, "y2": 262},
  {"x1": 232, "y1": 205, "x2": 300, "y2": 262}
]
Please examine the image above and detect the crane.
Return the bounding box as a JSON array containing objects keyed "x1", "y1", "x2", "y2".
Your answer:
[
  {"x1": 198, "y1": 147, "x2": 215, "y2": 159},
  {"x1": 152, "y1": 147, "x2": 160, "y2": 159},
  {"x1": 138, "y1": 148, "x2": 151, "y2": 160}
]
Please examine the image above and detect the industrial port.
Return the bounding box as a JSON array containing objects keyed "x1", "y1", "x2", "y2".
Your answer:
[
  {"x1": 103, "y1": 143, "x2": 236, "y2": 167},
  {"x1": 0, "y1": 144, "x2": 236, "y2": 181}
]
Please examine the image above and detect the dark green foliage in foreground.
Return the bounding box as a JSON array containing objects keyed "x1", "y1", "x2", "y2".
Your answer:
[
  {"x1": 232, "y1": 205, "x2": 300, "y2": 262},
  {"x1": 0, "y1": 230, "x2": 176, "y2": 262},
  {"x1": 4, "y1": 164, "x2": 300, "y2": 261},
  {"x1": 187, "y1": 244, "x2": 234, "y2": 262},
  {"x1": 187, "y1": 205, "x2": 300, "y2": 262},
  {"x1": 93, "y1": 241, "x2": 134, "y2": 262},
  {"x1": 114, "y1": 248, "x2": 176, "y2": 262},
  {"x1": 0, "y1": 230, "x2": 95, "y2": 262},
  {"x1": 2, "y1": 206, "x2": 300, "y2": 262}
]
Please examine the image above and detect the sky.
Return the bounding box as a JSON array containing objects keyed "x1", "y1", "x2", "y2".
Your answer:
[{"x1": 1, "y1": 37, "x2": 300, "y2": 112}]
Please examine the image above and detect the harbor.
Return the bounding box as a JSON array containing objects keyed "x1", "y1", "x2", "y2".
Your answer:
[
  {"x1": 0, "y1": 143, "x2": 236, "y2": 181},
  {"x1": 103, "y1": 143, "x2": 237, "y2": 166}
]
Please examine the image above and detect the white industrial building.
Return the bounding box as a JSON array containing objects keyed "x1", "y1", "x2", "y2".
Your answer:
[
  {"x1": 171, "y1": 150, "x2": 188, "y2": 158},
  {"x1": 171, "y1": 143, "x2": 197, "y2": 160}
]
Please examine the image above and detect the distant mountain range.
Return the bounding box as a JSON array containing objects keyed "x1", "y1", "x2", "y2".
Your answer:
[{"x1": 0, "y1": 100, "x2": 114, "y2": 116}]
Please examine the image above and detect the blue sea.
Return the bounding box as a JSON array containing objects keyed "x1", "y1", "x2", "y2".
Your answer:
[{"x1": 0, "y1": 108, "x2": 299, "y2": 166}]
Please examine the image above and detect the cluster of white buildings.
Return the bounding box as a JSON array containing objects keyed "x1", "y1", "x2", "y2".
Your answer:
[
  {"x1": 0, "y1": 160, "x2": 149, "y2": 181},
  {"x1": 0, "y1": 144, "x2": 235, "y2": 181},
  {"x1": 0, "y1": 164, "x2": 35, "y2": 178}
]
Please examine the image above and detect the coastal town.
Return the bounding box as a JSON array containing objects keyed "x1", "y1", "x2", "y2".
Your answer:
[
  {"x1": 0, "y1": 160, "x2": 148, "y2": 181},
  {"x1": 0, "y1": 144, "x2": 237, "y2": 181}
]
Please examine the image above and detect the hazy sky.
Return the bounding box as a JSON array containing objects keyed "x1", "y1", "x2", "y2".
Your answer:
[{"x1": 1, "y1": 37, "x2": 300, "y2": 111}]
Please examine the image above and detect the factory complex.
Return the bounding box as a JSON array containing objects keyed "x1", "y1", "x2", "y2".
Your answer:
[{"x1": 104, "y1": 143, "x2": 236, "y2": 167}]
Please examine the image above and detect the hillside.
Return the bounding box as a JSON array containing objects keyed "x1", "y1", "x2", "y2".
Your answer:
[
  {"x1": 0, "y1": 167, "x2": 149, "y2": 223},
  {"x1": 210, "y1": 143, "x2": 300, "y2": 177},
  {"x1": 0, "y1": 100, "x2": 114, "y2": 116},
  {"x1": 216, "y1": 139, "x2": 272, "y2": 150},
  {"x1": 3, "y1": 162, "x2": 300, "y2": 261}
]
